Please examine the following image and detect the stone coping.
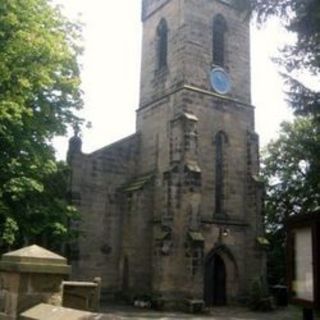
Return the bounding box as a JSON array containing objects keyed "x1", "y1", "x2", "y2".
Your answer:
[
  {"x1": 0, "y1": 245, "x2": 71, "y2": 275},
  {"x1": 63, "y1": 281, "x2": 98, "y2": 288},
  {"x1": 0, "y1": 261, "x2": 71, "y2": 275}
]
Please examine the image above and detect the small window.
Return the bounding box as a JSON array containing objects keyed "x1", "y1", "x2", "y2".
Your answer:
[
  {"x1": 215, "y1": 131, "x2": 228, "y2": 214},
  {"x1": 157, "y1": 18, "x2": 168, "y2": 70},
  {"x1": 213, "y1": 15, "x2": 227, "y2": 66}
]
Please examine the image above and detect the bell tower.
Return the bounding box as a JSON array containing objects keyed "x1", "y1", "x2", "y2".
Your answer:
[
  {"x1": 136, "y1": 0, "x2": 265, "y2": 305},
  {"x1": 139, "y1": 0, "x2": 251, "y2": 109}
]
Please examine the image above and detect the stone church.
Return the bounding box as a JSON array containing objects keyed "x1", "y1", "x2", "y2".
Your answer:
[{"x1": 68, "y1": 0, "x2": 266, "y2": 307}]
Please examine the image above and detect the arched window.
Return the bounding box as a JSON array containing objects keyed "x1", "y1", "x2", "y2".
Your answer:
[
  {"x1": 215, "y1": 131, "x2": 228, "y2": 214},
  {"x1": 213, "y1": 15, "x2": 227, "y2": 66},
  {"x1": 157, "y1": 19, "x2": 168, "y2": 70}
]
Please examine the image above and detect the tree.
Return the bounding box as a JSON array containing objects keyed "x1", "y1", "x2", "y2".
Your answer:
[
  {"x1": 261, "y1": 117, "x2": 320, "y2": 284},
  {"x1": 263, "y1": 118, "x2": 320, "y2": 225},
  {"x1": 0, "y1": 0, "x2": 83, "y2": 251},
  {"x1": 236, "y1": 0, "x2": 320, "y2": 285},
  {"x1": 240, "y1": 0, "x2": 320, "y2": 119}
]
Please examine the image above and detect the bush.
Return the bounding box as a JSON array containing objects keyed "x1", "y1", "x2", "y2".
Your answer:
[{"x1": 249, "y1": 277, "x2": 275, "y2": 311}]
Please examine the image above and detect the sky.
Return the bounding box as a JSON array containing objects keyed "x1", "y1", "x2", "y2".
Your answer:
[{"x1": 53, "y1": 0, "x2": 294, "y2": 160}]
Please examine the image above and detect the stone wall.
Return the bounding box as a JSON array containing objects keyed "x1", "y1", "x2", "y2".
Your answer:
[
  {"x1": 184, "y1": 0, "x2": 251, "y2": 104},
  {"x1": 69, "y1": 134, "x2": 140, "y2": 296},
  {"x1": 69, "y1": 0, "x2": 265, "y2": 306},
  {"x1": 136, "y1": 87, "x2": 263, "y2": 301},
  {"x1": 139, "y1": 0, "x2": 251, "y2": 108},
  {"x1": 139, "y1": 0, "x2": 186, "y2": 108}
]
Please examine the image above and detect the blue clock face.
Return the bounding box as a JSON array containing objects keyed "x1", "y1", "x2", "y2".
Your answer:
[{"x1": 210, "y1": 68, "x2": 231, "y2": 95}]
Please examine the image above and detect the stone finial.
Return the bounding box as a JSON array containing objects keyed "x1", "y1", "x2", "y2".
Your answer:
[{"x1": 67, "y1": 125, "x2": 82, "y2": 163}]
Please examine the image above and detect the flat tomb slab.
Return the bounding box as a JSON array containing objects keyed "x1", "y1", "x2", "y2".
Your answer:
[{"x1": 20, "y1": 303, "x2": 95, "y2": 320}]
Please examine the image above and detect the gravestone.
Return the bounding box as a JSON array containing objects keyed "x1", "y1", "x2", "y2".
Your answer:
[
  {"x1": 62, "y1": 278, "x2": 101, "y2": 312},
  {"x1": 0, "y1": 245, "x2": 70, "y2": 319}
]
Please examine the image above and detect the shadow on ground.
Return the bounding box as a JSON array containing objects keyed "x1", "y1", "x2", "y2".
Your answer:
[{"x1": 97, "y1": 305, "x2": 301, "y2": 320}]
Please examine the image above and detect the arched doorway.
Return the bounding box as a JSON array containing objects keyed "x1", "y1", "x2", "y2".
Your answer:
[{"x1": 204, "y1": 253, "x2": 227, "y2": 306}]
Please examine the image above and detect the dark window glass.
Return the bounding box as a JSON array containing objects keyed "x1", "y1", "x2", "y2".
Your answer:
[
  {"x1": 215, "y1": 131, "x2": 228, "y2": 214},
  {"x1": 157, "y1": 19, "x2": 168, "y2": 69},
  {"x1": 213, "y1": 15, "x2": 227, "y2": 66}
]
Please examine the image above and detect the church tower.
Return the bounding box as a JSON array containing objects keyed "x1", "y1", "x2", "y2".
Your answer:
[
  {"x1": 68, "y1": 0, "x2": 265, "y2": 307},
  {"x1": 135, "y1": 0, "x2": 265, "y2": 305}
]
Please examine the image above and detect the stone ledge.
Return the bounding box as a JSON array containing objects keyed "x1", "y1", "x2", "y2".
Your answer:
[
  {"x1": 0, "y1": 262, "x2": 71, "y2": 275},
  {"x1": 201, "y1": 218, "x2": 249, "y2": 227}
]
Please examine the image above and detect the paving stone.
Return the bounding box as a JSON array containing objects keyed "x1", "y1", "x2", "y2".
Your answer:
[
  {"x1": 99, "y1": 305, "x2": 301, "y2": 320},
  {"x1": 21, "y1": 304, "x2": 302, "y2": 320}
]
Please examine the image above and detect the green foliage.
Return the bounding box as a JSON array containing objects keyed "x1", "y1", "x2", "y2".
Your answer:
[
  {"x1": 239, "y1": 0, "x2": 320, "y2": 286},
  {"x1": 2, "y1": 217, "x2": 19, "y2": 247},
  {"x1": 264, "y1": 230, "x2": 286, "y2": 287},
  {"x1": 242, "y1": 0, "x2": 320, "y2": 119},
  {"x1": 0, "y1": 0, "x2": 83, "y2": 251},
  {"x1": 249, "y1": 277, "x2": 274, "y2": 311},
  {"x1": 263, "y1": 118, "x2": 320, "y2": 223},
  {"x1": 262, "y1": 117, "x2": 320, "y2": 284}
]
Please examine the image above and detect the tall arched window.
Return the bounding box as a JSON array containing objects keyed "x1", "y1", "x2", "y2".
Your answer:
[
  {"x1": 157, "y1": 19, "x2": 168, "y2": 70},
  {"x1": 215, "y1": 131, "x2": 228, "y2": 215},
  {"x1": 213, "y1": 15, "x2": 227, "y2": 66}
]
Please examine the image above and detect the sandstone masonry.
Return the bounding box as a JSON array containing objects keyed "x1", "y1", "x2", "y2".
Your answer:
[{"x1": 68, "y1": 0, "x2": 266, "y2": 307}]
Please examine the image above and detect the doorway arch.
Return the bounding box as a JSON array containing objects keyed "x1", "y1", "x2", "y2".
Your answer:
[
  {"x1": 204, "y1": 253, "x2": 226, "y2": 306},
  {"x1": 204, "y1": 245, "x2": 239, "y2": 306}
]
